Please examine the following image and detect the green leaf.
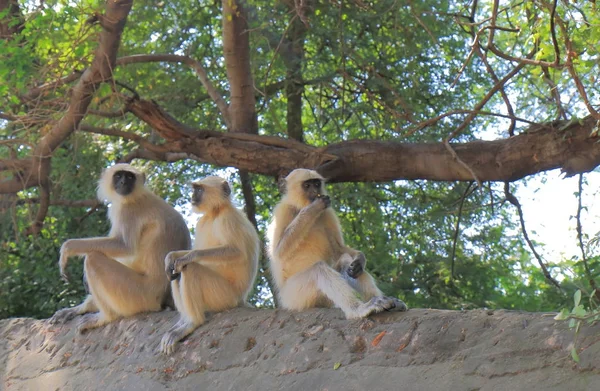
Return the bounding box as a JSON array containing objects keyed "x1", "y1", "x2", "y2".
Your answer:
[
  {"x1": 574, "y1": 290, "x2": 582, "y2": 308},
  {"x1": 573, "y1": 305, "x2": 587, "y2": 317},
  {"x1": 554, "y1": 308, "x2": 570, "y2": 320},
  {"x1": 333, "y1": 362, "x2": 341, "y2": 370},
  {"x1": 571, "y1": 347, "x2": 580, "y2": 363}
]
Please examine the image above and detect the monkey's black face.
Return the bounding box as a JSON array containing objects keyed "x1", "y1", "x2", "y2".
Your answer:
[
  {"x1": 113, "y1": 170, "x2": 137, "y2": 196},
  {"x1": 191, "y1": 185, "x2": 204, "y2": 206},
  {"x1": 302, "y1": 179, "x2": 323, "y2": 201}
]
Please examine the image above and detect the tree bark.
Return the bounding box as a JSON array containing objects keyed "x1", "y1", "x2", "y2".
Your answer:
[
  {"x1": 144, "y1": 116, "x2": 599, "y2": 182},
  {"x1": 3, "y1": 309, "x2": 599, "y2": 390}
]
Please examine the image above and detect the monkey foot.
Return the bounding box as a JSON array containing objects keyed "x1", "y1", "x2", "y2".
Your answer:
[
  {"x1": 49, "y1": 308, "x2": 77, "y2": 324},
  {"x1": 389, "y1": 297, "x2": 409, "y2": 312},
  {"x1": 160, "y1": 331, "x2": 179, "y2": 355},
  {"x1": 76, "y1": 313, "x2": 107, "y2": 333},
  {"x1": 160, "y1": 323, "x2": 197, "y2": 355},
  {"x1": 355, "y1": 296, "x2": 408, "y2": 318}
]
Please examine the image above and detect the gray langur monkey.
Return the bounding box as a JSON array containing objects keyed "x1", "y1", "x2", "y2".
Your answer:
[
  {"x1": 51, "y1": 163, "x2": 191, "y2": 332},
  {"x1": 161, "y1": 176, "x2": 260, "y2": 355},
  {"x1": 267, "y1": 169, "x2": 407, "y2": 319}
]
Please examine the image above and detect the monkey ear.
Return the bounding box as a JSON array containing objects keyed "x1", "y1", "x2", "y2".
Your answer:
[
  {"x1": 222, "y1": 181, "x2": 231, "y2": 197},
  {"x1": 277, "y1": 177, "x2": 287, "y2": 195}
]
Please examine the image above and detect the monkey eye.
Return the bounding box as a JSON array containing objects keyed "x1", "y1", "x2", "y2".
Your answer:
[{"x1": 303, "y1": 183, "x2": 310, "y2": 189}]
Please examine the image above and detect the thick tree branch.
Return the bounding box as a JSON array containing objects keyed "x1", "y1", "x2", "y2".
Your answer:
[
  {"x1": 0, "y1": 0, "x2": 134, "y2": 195},
  {"x1": 222, "y1": 0, "x2": 257, "y2": 133},
  {"x1": 24, "y1": 181, "x2": 49, "y2": 236},
  {"x1": 125, "y1": 106, "x2": 600, "y2": 183}
]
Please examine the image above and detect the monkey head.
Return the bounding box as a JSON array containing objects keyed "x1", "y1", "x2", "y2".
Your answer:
[
  {"x1": 282, "y1": 169, "x2": 328, "y2": 207},
  {"x1": 190, "y1": 176, "x2": 232, "y2": 213},
  {"x1": 97, "y1": 163, "x2": 146, "y2": 203}
]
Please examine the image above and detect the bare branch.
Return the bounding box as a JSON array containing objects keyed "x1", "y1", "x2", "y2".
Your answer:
[
  {"x1": 472, "y1": 45, "x2": 517, "y2": 136},
  {"x1": 79, "y1": 124, "x2": 157, "y2": 149},
  {"x1": 119, "y1": 148, "x2": 202, "y2": 164},
  {"x1": 446, "y1": 53, "x2": 531, "y2": 141},
  {"x1": 116, "y1": 54, "x2": 232, "y2": 127},
  {"x1": 504, "y1": 182, "x2": 561, "y2": 290},
  {"x1": 548, "y1": 0, "x2": 560, "y2": 66},
  {"x1": 487, "y1": 35, "x2": 562, "y2": 69},
  {"x1": 406, "y1": 110, "x2": 538, "y2": 137},
  {"x1": 14, "y1": 198, "x2": 101, "y2": 208},
  {"x1": 23, "y1": 179, "x2": 49, "y2": 236},
  {"x1": 450, "y1": 182, "x2": 473, "y2": 279}
]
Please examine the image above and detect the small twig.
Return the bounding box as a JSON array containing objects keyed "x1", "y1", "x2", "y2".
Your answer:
[
  {"x1": 486, "y1": 0, "x2": 499, "y2": 48},
  {"x1": 450, "y1": 182, "x2": 474, "y2": 279},
  {"x1": 576, "y1": 174, "x2": 598, "y2": 292},
  {"x1": 472, "y1": 44, "x2": 517, "y2": 136},
  {"x1": 549, "y1": 0, "x2": 560, "y2": 67},
  {"x1": 504, "y1": 182, "x2": 561, "y2": 290},
  {"x1": 87, "y1": 109, "x2": 128, "y2": 118},
  {"x1": 541, "y1": 67, "x2": 567, "y2": 120},
  {"x1": 405, "y1": 109, "x2": 538, "y2": 138},
  {"x1": 447, "y1": 56, "x2": 530, "y2": 141},
  {"x1": 487, "y1": 182, "x2": 495, "y2": 215},
  {"x1": 79, "y1": 124, "x2": 158, "y2": 150}
]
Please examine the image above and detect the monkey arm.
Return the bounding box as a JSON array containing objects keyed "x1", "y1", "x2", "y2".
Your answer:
[
  {"x1": 61, "y1": 237, "x2": 132, "y2": 258},
  {"x1": 274, "y1": 202, "x2": 326, "y2": 259},
  {"x1": 320, "y1": 210, "x2": 363, "y2": 270},
  {"x1": 59, "y1": 237, "x2": 132, "y2": 281},
  {"x1": 168, "y1": 246, "x2": 241, "y2": 274}
]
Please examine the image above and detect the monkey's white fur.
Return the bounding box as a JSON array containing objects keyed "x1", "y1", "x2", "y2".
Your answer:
[
  {"x1": 51, "y1": 164, "x2": 191, "y2": 332},
  {"x1": 160, "y1": 176, "x2": 259, "y2": 355},
  {"x1": 267, "y1": 169, "x2": 406, "y2": 319}
]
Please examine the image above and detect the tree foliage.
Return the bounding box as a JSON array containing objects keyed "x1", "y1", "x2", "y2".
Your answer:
[{"x1": 1, "y1": 0, "x2": 600, "y2": 318}]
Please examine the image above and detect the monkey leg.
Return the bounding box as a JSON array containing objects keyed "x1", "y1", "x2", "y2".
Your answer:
[
  {"x1": 335, "y1": 254, "x2": 389, "y2": 301},
  {"x1": 161, "y1": 263, "x2": 240, "y2": 355},
  {"x1": 50, "y1": 295, "x2": 98, "y2": 324},
  {"x1": 349, "y1": 271, "x2": 384, "y2": 300},
  {"x1": 81, "y1": 252, "x2": 165, "y2": 332},
  {"x1": 281, "y1": 261, "x2": 402, "y2": 319},
  {"x1": 342, "y1": 272, "x2": 407, "y2": 311}
]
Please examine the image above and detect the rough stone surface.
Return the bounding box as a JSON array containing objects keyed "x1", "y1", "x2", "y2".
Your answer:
[{"x1": 2, "y1": 308, "x2": 599, "y2": 390}]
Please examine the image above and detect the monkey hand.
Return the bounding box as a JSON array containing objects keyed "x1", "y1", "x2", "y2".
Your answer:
[
  {"x1": 165, "y1": 252, "x2": 180, "y2": 281},
  {"x1": 165, "y1": 252, "x2": 190, "y2": 280},
  {"x1": 314, "y1": 194, "x2": 331, "y2": 210},
  {"x1": 347, "y1": 252, "x2": 366, "y2": 279},
  {"x1": 173, "y1": 256, "x2": 192, "y2": 274},
  {"x1": 59, "y1": 241, "x2": 72, "y2": 282}
]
